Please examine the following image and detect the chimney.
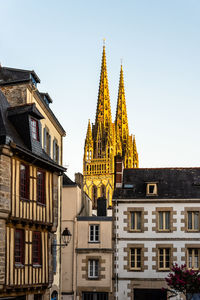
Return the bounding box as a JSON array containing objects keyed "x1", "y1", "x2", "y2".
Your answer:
[
  {"x1": 97, "y1": 197, "x2": 107, "y2": 216},
  {"x1": 115, "y1": 155, "x2": 124, "y2": 188},
  {"x1": 75, "y1": 172, "x2": 83, "y2": 189}
]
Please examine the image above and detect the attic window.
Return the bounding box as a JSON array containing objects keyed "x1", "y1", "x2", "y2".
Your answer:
[
  {"x1": 146, "y1": 183, "x2": 157, "y2": 196},
  {"x1": 43, "y1": 96, "x2": 49, "y2": 106},
  {"x1": 30, "y1": 74, "x2": 37, "y2": 88},
  {"x1": 31, "y1": 118, "x2": 39, "y2": 141}
]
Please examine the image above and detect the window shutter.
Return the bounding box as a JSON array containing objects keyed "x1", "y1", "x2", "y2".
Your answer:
[
  {"x1": 49, "y1": 135, "x2": 51, "y2": 158},
  {"x1": 53, "y1": 139, "x2": 56, "y2": 161},
  {"x1": 43, "y1": 128, "x2": 46, "y2": 151},
  {"x1": 57, "y1": 146, "x2": 59, "y2": 164}
]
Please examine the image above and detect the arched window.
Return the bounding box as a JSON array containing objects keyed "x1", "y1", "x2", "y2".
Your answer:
[
  {"x1": 51, "y1": 291, "x2": 58, "y2": 300},
  {"x1": 92, "y1": 185, "x2": 97, "y2": 208},
  {"x1": 87, "y1": 150, "x2": 89, "y2": 160},
  {"x1": 101, "y1": 185, "x2": 106, "y2": 198},
  {"x1": 90, "y1": 150, "x2": 92, "y2": 159}
]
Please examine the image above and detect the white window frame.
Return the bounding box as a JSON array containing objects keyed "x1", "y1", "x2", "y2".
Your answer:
[
  {"x1": 158, "y1": 248, "x2": 170, "y2": 270},
  {"x1": 89, "y1": 224, "x2": 99, "y2": 242},
  {"x1": 88, "y1": 259, "x2": 99, "y2": 278},
  {"x1": 187, "y1": 248, "x2": 200, "y2": 269},
  {"x1": 146, "y1": 182, "x2": 158, "y2": 196},
  {"x1": 158, "y1": 211, "x2": 170, "y2": 231}
]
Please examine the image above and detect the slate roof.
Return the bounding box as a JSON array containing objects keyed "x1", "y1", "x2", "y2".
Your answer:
[
  {"x1": 0, "y1": 66, "x2": 66, "y2": 135},
  {"x1": 0, "y1": 66, "x2": 40, "y2": 85},
  {"x1": 63, "y1": 173, "x2": 77, "y2": 186},
  {"x1": 0, "y1": 90, "x2": 65, "y2": 173},
  {"x1": 113, "y1": 168, "x2": 200, "y2": 199}
]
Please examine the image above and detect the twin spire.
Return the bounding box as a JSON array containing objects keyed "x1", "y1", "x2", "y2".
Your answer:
[{"x1": 85, "y1": 45, "x2": 139, "y2": 168}]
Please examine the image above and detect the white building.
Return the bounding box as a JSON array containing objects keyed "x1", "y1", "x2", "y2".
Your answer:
[{"x1": 113, "y1": 164, "x2": 200, "y2": 300}]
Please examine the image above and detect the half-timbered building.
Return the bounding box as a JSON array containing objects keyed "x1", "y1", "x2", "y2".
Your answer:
[{"x1": 0, "y1": 66, "x2": 66, "y2": 300}]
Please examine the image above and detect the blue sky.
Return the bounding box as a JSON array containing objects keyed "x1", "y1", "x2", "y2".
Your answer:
[{"x1": 0, "y1": 0, "x2": 200, "y2": 179}]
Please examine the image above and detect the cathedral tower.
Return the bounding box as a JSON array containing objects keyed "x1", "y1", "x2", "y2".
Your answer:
[{"x1": 83, "y1": 45, "x2": 138, "y2": 208}]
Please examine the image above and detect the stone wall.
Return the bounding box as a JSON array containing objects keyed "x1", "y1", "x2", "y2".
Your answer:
[
  {"x1": 0, "y1": 148, "x2": 11, "y2": 289},
  {"x1": 1, "y1": 84, "x2": 27, "y2": 106},
  {"x1": 0, "y1": 149, "x2": 11, "y2": 213}
]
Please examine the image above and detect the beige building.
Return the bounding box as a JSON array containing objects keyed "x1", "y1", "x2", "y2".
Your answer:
[
  {"x1": 0, "y1": 66, "x2": 66, "y2": 300},
  {"x1": 61, "y1": 174, "x2": 113, "y2": 300}
]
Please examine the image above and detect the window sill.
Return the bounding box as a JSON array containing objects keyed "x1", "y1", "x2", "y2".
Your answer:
[
  {"x1": 88, "y1": 277, "x2": 99, "y2": 280},
  {"x1": 37, "y1": 202, "x2": 46, "y2": 207},
  {"x1": 88, "y1": 241, "x2": 100, "y2": 244},
  {"x1": 20, "y1": 197, "x2": 30, "y2": 202},
  {"x1": 157, "y1": 268, "x2": 170, "y2": 272},
  {"x1": 33, "y1": 264, "x2": 42, "y2": 268},
  {"x1": 129, "y1": 268, "x2": 142, "y2": 272},
  {"x1": 15, "y1": 263, "x2": 24, "y2": 268}
]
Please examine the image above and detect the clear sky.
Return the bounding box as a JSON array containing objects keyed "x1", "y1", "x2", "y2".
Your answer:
[{"x1": 0, "y1": 0, "x2": 200, "y2": 180}]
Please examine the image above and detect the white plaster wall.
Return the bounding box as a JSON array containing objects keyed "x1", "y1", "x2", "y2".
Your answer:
[
  {"x1": 114, "y1": 200, "x2": 200, "y2": 280},
  {"x1": 116, "y1": 201, "x2": 200, "y2": 239}
]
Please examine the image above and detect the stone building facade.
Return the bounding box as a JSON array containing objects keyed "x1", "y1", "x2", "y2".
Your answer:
[
  {"x1": 0, "y1": 66, "x2": 65, "y2": 300},
  {"x1": 113, "y1": 164, "x2": 200, "y2": 300}
]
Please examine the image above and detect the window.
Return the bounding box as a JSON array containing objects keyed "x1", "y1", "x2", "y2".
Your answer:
[
  {"x1": 37, "y1": 170, "x2": 45, "y2": 204},
  {"x1": 187, "y1": 248, "x2": 199, "y2": 269},
  {"x1": 89, "y1": 225, "x2": 99, "y2": 242},
  {"x1": 158, "y1": 248, "x2": 170, "y2": 270},
  {"x1": 188, "y1": 212, "x2": 199, "y2": 231},
  {"x1": 53, "y1": 139, "x2": 59, "y2": 164},
  {"x1": 130, "y1": 248, "x2": 141, "y2": 270},
  {"x1": 158, "y1": 211, "x2": 170, "y2": 231},
  {"x1": 101, "y1": 185, "x2": 106, "y2": 198},
  {"x1": 146, "y1": 183, "x2": 157, "y2": 196},
  {"x1": 32, "y1": 231, "x2": 41, "y2": 265},
  {"x1": 14, "y1": 229, "x2": 24, "y2": 264},
  {"x1": 20, "y1": 163, "x2": 29, "y2": 199},
  {"x1": 31, "y1": 118, "x2": 39, "y2": 141},
  {"x1": 92, "y1": 185, "x2": 97, "y2": 208},
  {"x1": 130, "y1": 212, "x2": 141, "y2": 231},
  {"x1": 88, "y1": 259, "x2": 99, "y2": 279},
  {"x1": 43, "y1": 127, "x2": 51, "y2": 156}
]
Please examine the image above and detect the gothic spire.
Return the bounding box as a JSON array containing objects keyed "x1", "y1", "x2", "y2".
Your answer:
[
  {"x1": 85, "y1": 119, "x2": 93, "y2": 146},
  {"x1": 133, "y1": 135, "x2": 139, "y2": 168},
  {"x1": 95, "y1": 45, "x2": 112, "y2": 131},
  {"x1": 115, "y1": 64, "x2": 129, "y2": 146}
]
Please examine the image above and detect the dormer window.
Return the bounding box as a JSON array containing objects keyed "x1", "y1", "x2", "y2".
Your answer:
[
  {"x1": 31, "y1": 118, "x2": 39, "y2": 141},
  {"x1": 146, "y1": 183, "x2": 158, "y2": 196},
  {"x1": 30, "y1": 74, "x2": 37, "y2": 88}
]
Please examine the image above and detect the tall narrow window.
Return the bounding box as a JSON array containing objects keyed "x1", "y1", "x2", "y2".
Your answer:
[
  {"x1": 188, "y1": 249, "x2": 199, "y2": 269},
  {"x1": 89, "y1": 225, "x2": 99, "y2": 242},
  {"x1": 158, "y1": 248, "x2": 170, "y2": 270},
  {"x1": 32, "y1": 231, "x2": 41, "y2": 265},
  {"x1": 97, "y1": 140, "x2": 102, "y2": 158},
  {"x1": 130, "y1": 248, "x2": 141, "y2": 270},
  {"x1": 158, "y1": 212, "x2": 170, "y2": 231},
  {"x1": 15, "y1": 229, "x2": 24, "y2": 264},
  {"x1": 88, "y1": 259, "x2": 99, "y2": 278},
  {"x1": 188, "y1": 212, "x2": 199, "y2": 231},
  {"x1": 130, "y1": 212, "x2": 141, "y2": 231},
  {"x1": 53, "y1": 139, "x2": 59, "y2": 163},
  {"x1": 101, "y1": 185, "x2": 106, "y2": 198},
  {"x1": 20, "y1": 163, "x2": 29, "y2": 199},
  {"x1": 92, "y1": 185, "x2": 97, "y2": 208},
  {"x1": 31, "y1": 118, "x2": 39, "y2": 141},
  {"x1": 37, "y1": 170, "x2": 45, "y2": 204}
]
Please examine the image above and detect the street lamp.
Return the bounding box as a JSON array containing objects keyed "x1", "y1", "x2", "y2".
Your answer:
[
  {"x1": 52, "y1": 227, "x2": 72, "y2": 250},
  {"x1": 61, "y1": 227, "x2": 72, "y2": 246}
]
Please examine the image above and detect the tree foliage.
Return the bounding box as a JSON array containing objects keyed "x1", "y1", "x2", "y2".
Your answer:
[{"x1": 164, "y1": 264, "x2": 200, "y2": 299}]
